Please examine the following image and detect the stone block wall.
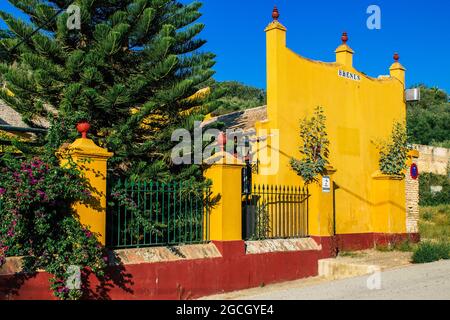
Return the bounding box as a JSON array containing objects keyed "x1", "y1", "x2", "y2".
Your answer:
[
  {"x1": 414, "y1": 144, "x2": 449, "y2": 176},
  {"x1": 406, "y1": 171, "x2": 420, "y2": 233}
]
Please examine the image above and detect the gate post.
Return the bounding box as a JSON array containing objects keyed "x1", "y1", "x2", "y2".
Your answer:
[
  {"x1": 204, "y1": 152, "x2": 245, "y2": 241},
  {"x1": 58, "y1": 122, "x2": 113, "y2": 245}
]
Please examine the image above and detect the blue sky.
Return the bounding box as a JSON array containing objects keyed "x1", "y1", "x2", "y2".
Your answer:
[{"x1": 1, "y1": 0, "x2": 449, "y2": 93}]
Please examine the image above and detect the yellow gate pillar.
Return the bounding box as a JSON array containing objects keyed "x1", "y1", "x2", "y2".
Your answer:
[
  {"x1": 390, "y1": 53, "x2": 406, "y2": 86},
  {"x1": 58, "y1": 123, "x2": 113, "y2": 245},
  {"x1": 335, "y1": 32, "x2": 354, "y2": 67},
  {"x1": 204, "y1": 152, "x2": 245, "y2": 241},
  {"x1": 308, "y1": 167, "x2": 337, "y2": 237}
]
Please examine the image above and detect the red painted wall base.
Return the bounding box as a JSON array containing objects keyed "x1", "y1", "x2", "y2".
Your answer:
[
  {"x1": 313, "y1": 232, "x2": 421, "y2": 253},
  {"x1": 0, "y1": 233, "x2": 419, "y2": 300},
  {"x1": 0, "y1": 241, "x2": 319, "y2": 300}
]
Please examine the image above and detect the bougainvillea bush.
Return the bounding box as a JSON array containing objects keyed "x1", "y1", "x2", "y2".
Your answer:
[{"x1": 0, "y1": 153, "x2": 107, "y2": 300}]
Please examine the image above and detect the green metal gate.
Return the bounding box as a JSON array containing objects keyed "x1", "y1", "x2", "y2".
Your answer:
[{"x1": 106, "y1": 180, "x2": 210, "y2": 248}]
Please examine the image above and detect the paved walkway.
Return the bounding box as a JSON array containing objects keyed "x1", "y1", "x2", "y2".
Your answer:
[{"x1": 203, "y1": 260, "x2": 450, "y2": 300}]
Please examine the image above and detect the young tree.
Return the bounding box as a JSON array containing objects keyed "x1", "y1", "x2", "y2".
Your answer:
[
  {"x1": 375, "y1": 121, "x2": 409, "y2": 176},
  {"x1": 290, "y1": 106, "x2": 330, "y2": 185},
  {"x1": 0, "y1": 0, "x2": 218, "y2": 181}
]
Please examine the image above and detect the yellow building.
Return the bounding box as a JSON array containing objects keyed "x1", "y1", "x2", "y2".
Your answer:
[
  {"x1": 205, "y1": 8, "x2": 419, "y2": 250},
  {"x1": 61, "y1": 8, "x2": 419, "y2": 251}
]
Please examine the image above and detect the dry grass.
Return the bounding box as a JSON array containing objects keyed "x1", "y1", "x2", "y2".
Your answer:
[
  {"x1": 413, "y1": 204, "x2": 450, "y2": 263},
  {"x1": 373, "y1": 205, "x2": 450, "y2": 260},
  {"x1": 419, "y1": 205, "x2": 450, "y2": 243}
]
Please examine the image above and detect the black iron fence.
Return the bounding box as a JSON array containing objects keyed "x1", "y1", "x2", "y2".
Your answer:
[
  {"x1": 0, "y1": 125, "x2": 46, "y2": 153},
  {"x1": 242, "y1": 184, "x2": 309, "y2": 240}
]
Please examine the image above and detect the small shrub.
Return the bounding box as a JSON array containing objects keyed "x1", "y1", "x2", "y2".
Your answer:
[
  {"x1": 412, "y1": 242, "x2": 450, "y2": 264},
  {"x1": 249, "y1": 204, "x2": 271, "y2": 240},
  {"x1": 375, "y1": 244, "x2": 393, "y2": 252},
  {"x1": 422, "y1": 210, "x2": 433, "y2": 222},
  {"x1": 376, "y1": 240, "x2": 415, "y2": 253},
  {"x1": 395, "y1": 240, "x2": 415, "y2": 252}
]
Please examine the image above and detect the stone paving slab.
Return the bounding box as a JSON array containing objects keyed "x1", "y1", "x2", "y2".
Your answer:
[
  {"x1": 245, "y1": 238, "x2": 320, "y2": 254},
  {"x1": 0, "y1": 257, "x2": 24, "y2": 276},
  {"x1": 111, "y1": 243, "x2": 222, "y2": 265}
]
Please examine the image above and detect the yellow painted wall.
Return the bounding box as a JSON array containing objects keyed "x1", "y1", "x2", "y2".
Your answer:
[
  {"x1": 252, "y1": 20, "x2": 407, "y2": 236},
  {"x1": 370, "y1": 175, "x2": 406, "y2": 234}
]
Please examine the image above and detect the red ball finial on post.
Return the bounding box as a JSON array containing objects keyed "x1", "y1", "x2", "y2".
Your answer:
[
  {"x1": 217, "y1": 132, "x2": 227, "y2": 152},
  {"x1": 341, "y1": 32, "x2": 348, "y2": 44},
  {"x1": 393, "y1": 52, "x2": 400, "y2": 62},
  {"x1": 76, "y1": 120, "x2": 90, "y2": 139},
  {"x1": 272, "y1": 6, "x2": 280, "y2": 21}
]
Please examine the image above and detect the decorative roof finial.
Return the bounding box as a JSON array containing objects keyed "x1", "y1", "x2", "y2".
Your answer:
[
  {"x1": 217, "y1": 131, "x2": 227, "y2": 153},
  {"x1": 393, "y1": 52, "x2": 400, "y2": 62},
  {"x1": 272, "y1": 6, "x2": 280, "y2": 21},
  {"x1": 341, "y1": 32, "x2": 348, "y2": 44},
  {"x1": 76, "y1": 120, "x2": 90, "y2": 139}
]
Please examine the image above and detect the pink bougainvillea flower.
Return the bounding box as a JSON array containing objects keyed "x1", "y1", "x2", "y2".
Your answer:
[{"x1": 37, "y1": 190, "x2": 47, "y2": 200}]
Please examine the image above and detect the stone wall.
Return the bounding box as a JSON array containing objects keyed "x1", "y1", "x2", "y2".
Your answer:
[
  {"x1": 0, "y1": 99, "x2": 50, "y2": 129},
  {"x1": 405, "y1": 144, "x2": 450, "y2": 234},
  {"x1": 406, "y1": 170, "x2": 420, "y2": 233},
  {"x1": 414, "y1": 144, "x2": 449, "y2": 176},
  {"x1": 0, "y1": 100, "x2": 27, "y2": 127},
  {"x1": 405, "y1": 151, "x2": 420, "y2": 234}
]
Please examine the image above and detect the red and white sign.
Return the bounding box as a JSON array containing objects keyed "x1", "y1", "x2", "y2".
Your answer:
[{"x1": 410, "y1": 163, "x2": 419, "y2": 180}]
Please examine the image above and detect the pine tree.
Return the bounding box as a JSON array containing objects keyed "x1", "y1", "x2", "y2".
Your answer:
[
  {"x1": 0, "y1": 30, "x2": 14, "y2": 63},
  {"x1": 0, "y1": 0, "x2": 219, "y2": 181}
]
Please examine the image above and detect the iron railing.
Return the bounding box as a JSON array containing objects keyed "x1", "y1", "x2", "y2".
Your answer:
[
  {"x1": 242, "y1": 184, "x2": 309, "y2": 240},
  {"x1": 0, "y1": 125, "x2": 47, "y2": 153},
  {"x1": 107, "y1": 180, "x2": 210, "y2": 249}
]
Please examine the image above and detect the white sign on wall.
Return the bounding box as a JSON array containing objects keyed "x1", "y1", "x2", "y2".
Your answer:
[
  {"x1": 338, "y1": 69, "x2": 361, "y2": 81},
  {"x1": 322, "y1": 176, "x2": 331, "y2": 193}
]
